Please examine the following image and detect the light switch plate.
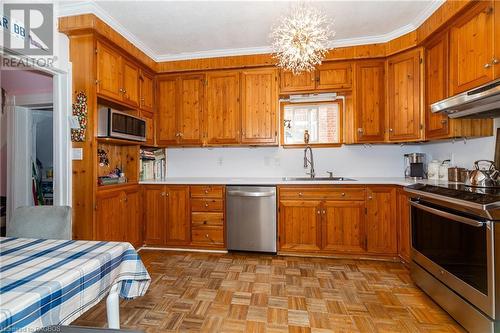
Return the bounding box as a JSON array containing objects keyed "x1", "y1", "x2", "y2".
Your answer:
[{"x1": 72, "y1": 148, "x2": 83, "y2": 160}]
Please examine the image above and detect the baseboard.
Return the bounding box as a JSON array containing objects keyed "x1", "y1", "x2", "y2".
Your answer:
[{"x1": 139, "y1": 246, "x2": 228, "y2": 254}]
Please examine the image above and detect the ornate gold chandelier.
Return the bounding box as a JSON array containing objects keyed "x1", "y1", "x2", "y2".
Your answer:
[{"x1": 270, "y1": 3, "x2": 334, "y2": 75}]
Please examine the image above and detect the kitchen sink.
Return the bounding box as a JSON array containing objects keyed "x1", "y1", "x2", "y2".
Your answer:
[{"x1": 282, "y1": 177, "x2": 357, "y2": 181}]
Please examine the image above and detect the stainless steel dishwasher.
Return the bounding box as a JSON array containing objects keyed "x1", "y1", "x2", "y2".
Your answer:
[{"x1": 226, "y1": 186, "x2": 277, "y2": 253}]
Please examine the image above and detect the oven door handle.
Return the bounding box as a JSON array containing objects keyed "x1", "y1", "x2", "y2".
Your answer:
[{"x1": 410, "y1": 201, "x2": 486, "y2": 227}]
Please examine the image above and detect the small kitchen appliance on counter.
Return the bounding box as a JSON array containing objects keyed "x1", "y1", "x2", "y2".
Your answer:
[
  {"x1": 404, "y1": 153, "x2": 426, "y2": 179},
  {"x1": 465, "y1": 160, "x2": 500, "y2": 188}
]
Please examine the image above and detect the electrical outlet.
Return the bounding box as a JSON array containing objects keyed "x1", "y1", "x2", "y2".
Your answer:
[{"x1": 217, "y1": 157, "x2": 223, "y2": 166}]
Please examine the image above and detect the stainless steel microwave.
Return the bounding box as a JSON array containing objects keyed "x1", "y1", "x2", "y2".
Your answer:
[{"x1": 97, "y1": 107, "x2": 146, "y2": 142}]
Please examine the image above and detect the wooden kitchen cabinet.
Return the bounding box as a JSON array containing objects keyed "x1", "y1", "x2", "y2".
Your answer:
[
  {"x1": 178, "y1": 75, "x2": 204, "y2": 145},
  {"x1": 241, "y1": 68, "x2": 278, "y2": 145},
  {"x1": 190, "y1": 185, "x2": 225, "y2": 248},
  {"x1": 366, "y1": 186, "x2": 397, "y2": 255},
  {"x1": 279, "y1": 200, "x2": 322, "y2": 252},
  {"x1": 449, "y1": 1, "x2": 495, "y2": 95},
  {"x1": 143, "y1": 185, "x2": 166, "y2": 246},
  {"x1": 96, "y1": 186, "x2": 142, "y2": 247},
  {"x1": 165, "y1": 186, "x2": 191, "y2": 245},
  {"x1": 206, "y1": 71, "x2": 241, "y2": 144},
  {"x1": 156, "y1": 74, "x2": 204, "y2": 146},
  {"x1": 279, "y1": 70, "x2": 316, "y2": 93},
  {"x1": 139, "y1": 70, "x2": 155, "y2": 112},
  {"x1": 157, "y1": 76, "x2": 178, "y2": 145},
  {"x1": 322, "y1": 200, "x2": 366, "y2": 253},
  {"x1": 96, "y1": 40, "x2": 123, "y2": 101},
  {"x1": 387, "y1": 48, "x2": 423, "y2": 141},
  {"x1": 353, "y1": 60, "x2": 386, "y2": 142},
  {"x1": 122, "y1": 59, "x2": 140, "y2": 107},
  {"x1": 396, "y1": 187, "x2": 411, "y2": 262},
  {"x1": 316, "y1": 61, "x2": 352, "y2": 90}
]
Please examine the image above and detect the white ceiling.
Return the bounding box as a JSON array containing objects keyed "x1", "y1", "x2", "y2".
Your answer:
[{"x1": 57, "y1": 1, "x2": 444, "y2": 61}]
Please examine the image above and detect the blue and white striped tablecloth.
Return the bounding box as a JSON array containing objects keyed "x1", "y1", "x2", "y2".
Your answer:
[{"x1": 0, "y1": 237, "x2": 151, "y2": 333}]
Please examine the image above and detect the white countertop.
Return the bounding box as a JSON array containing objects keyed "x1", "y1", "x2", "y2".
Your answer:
[{"x1": 140, "y1": 177, "x2": 458, "y2": 186}]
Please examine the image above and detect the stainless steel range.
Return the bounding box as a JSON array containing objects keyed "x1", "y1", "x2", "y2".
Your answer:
[{"x1": 405, "y1": 183, "x2": 500, "y2": 332}]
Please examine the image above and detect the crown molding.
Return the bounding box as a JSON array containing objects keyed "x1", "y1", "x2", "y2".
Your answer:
[{"x1": 56, "y1": 0, "x2": 444, "y2": 62}]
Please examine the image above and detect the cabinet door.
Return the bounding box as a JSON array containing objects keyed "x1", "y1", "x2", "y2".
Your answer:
[
  {"x1": 279, "y1": 70, "x2": 316, "y2": 93},
  {"x1": 279, "y1": 200, "x2": 322, "y2": 252},
  {"x1": 354, "y1": 60, "x2": 386, "y2": 142},
  {"x1": 141, "y1": 111, "x2": 155, "y2": 146},
  {"x1": 124, "y1": 188, "x2": 142, "y2": 247},
  {"x1": 322, "y1": 201, "x2": 366, "y2": 253},
  {"x1": 316, "y1": 62, "x2": 352, "y2": 90},
  {"x1": 449, "y1": 1, "x2": 495, "y2": 95},
  {"x1": 206, "y1": 71, "x2": 241, "y2": 144},
  {"x1": 122, "y1": 60, "x2": 140, "y2": 107},
  {"x1": 425, "y1": 32, "x2": 450, "y2": 139},
  {"x1": 387, "y1": 49, "x2": 422, "y2": 141},
  {"x1": 143, "y1": 186, "x2": 167, "y2": 245},
  {"x1": 140, "y1": 70, "x2": 154, "y2": 113},
  {"x1": 96, "y1": 190, "x2": 123, "y2": 242},
  {"x1": 396, "y1": 188, "x2": 410, "y2": 262},
  {"x1": 178, "y1": 75, "x2": 204, "y2": 145},
  {"x1": 166, "y1": 186, "x2": 191, "y2": 245},
  {"x1": 96, "y1": 41, "x2": 122, "y2": 100},
  {"x1": 157, "y1": 77, "x2": 178, "y2": 145},
  {"x1": 241, "y1": 69, "x2": 278, "y2": 144},
  {"x1": 366, "y1": 187, "x2": 397, "y2": 255}
]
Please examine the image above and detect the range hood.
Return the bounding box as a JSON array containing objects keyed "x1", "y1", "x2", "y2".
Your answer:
[{"x1": 431, "y1": 79, "x2": 500, "y2": 119}]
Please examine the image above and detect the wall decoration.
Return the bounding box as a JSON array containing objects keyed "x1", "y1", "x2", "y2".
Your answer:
[
  {"x1": 71, "y1": 91, "x2": 88, "y2": 142},
  {"x1": 97, "y1": 148, "x2": 109, "y2": 167}
]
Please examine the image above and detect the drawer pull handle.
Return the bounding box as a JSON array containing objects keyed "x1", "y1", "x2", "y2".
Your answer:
[
  {"x1": 298, "y1": 192, "x2": 303, "y2": 197},
  {"x1": 204, "y1": 190, "x2": 209, "y2": 194},
  {"x1": 205, "y1": 203, "x2": 209, "y2": 208},
  {"x1": 317, "y1": 210, "x2": 321, "y2": 215},
  {"x1": 341, "y1": 192, "x2": 346, "y2": 196}
]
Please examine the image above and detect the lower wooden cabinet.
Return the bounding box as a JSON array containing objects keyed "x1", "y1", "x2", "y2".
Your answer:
[
  {"x1": 279, "y1": 200, "x2": 322, "y2": 252},
  {"x1": 366, "y1": 186, "x2": 398, "y2": 255},
  {"x1": 96, "y1": 185, "x2": 142, "y2": 247},
  {"x1": 396, "y1": 188, "x2": 411, "y2": 262},
  {"x1": 278, "y1": 186, "x2": 398, "y2": 257},
  {"x1": 190, "y1": 185, "x2": 225, "y2": 248},
  {"x1": 143, "y1": 185, "x2": 166, "y2": 245}
]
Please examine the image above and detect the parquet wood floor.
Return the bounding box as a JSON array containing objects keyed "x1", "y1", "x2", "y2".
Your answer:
[{"x1": 73, "y1": 250, "x2": 465, "y2": 332}]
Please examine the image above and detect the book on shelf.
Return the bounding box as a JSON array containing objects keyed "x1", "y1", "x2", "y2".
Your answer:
[{"x1": 140, "y1": 148, "x2": 167, "y2": 181}]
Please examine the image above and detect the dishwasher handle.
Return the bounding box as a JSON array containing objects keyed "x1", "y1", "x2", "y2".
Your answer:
[{"x1": 227, "y1": 190, "x2": 276, "y2": 197}]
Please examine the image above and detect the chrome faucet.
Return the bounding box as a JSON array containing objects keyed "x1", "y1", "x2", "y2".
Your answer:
[{"x1": 304, "y1": 146, "x2": 315, "y2": 178}]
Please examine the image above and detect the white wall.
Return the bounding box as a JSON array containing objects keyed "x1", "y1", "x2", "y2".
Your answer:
[{"x1": 167, "y1": 144, "x2": 423, "y2": 178}]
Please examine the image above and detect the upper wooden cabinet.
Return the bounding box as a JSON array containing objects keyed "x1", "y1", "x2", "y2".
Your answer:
[
  {"x1": 316, "y1": 62, "x2": 352, "y2": 90},
  {"x1": 366, "y1": 187, "x2": 397, "y2": 255},
  {"x1": 279, "y1": 70, "x2": 316, "y2": 93},
  {"x1": 353, "y1": 60, "x2": 386, "y2": 142},
  {"x1": 387, "y1": 48, "x2": 423, "y2": 142},
  {"x1": 156, "y1": 75, "x2": 204, "y2": 146},
  {"x1": 122, "y1": 60, "x2": 140, "y2": 107},
  {"x1": 279, "y1": 62, "x2": 352, "y2": 93},
  {"x1": 205, "y1": 71, "x2": 241, "y2": 144},
  {"x1": 425, "y1": 32, "x2": 450, "y2": 139},
  {"x1": 96, "y1": 40, "x2": 140, "y2": 108},
  {"x1": 449, "y1": 1, "x2": 496, "y2": 95},
  {"x1": 139, "y1": 70, "x2": 154, "y2": 113},
  {"x1": 178, "y1": 75, "x2": 204, "y2": 145},
  {"x1": 241, "y1": 68, "x2": 278, "y2": 145},
  {"x1": 96, "y1": 41, "x2": 122, "y2": 101}
]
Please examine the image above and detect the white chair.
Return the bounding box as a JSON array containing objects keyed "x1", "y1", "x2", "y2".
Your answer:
[{"x1": 6, "y1": 206, "x2": 72, "y2": 239}]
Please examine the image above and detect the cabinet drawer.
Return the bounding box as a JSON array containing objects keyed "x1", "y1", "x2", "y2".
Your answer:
[
  {"x1": 192, "y1": 228, "x2": 224, "y2": 245},
  {"x1": 279, "y1": 188, "x2": 365, "y2": 201},
  {"x1": 191, "y1": 185, "x2": 224, "y2": 198},
  {"x1": 192, "y1": 212, "x2": 224, "y2": 227},
  {"x1": 191, "y1": 198, "x2": 224, "y2": 211}
]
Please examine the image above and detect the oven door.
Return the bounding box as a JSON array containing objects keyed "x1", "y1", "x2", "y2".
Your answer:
[{"x1": 410, "y1": 199, "x2": 495, "y2": 318}]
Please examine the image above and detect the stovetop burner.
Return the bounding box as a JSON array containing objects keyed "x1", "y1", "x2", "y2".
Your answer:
[{"x1": 407, "y1": 183, "x2": 500, "y2": 205}]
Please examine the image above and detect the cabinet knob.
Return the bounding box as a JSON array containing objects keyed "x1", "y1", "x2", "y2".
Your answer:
[
  {"x1": 485, "y1": 63, "x2": 492, "y2": 69},
  {"x1": 357, "y1": 128, "x2": 363, "y2": 133},
  {"x1": 368, "y1": 196, "x2": 373, "y2": 200},
  {"x1": 298, "y1": 192, "x2": 303, "y2": 197},
  {"x1": 205, "y1": 234, "x2": 209, "y2": 238},
  {"x1": 341, "y1": 192, "x2": 346, "y2": 196},
  {"x1": 492, "y1": 58, "x2": 499, "y2": 65},
  {"x1": 160, "y1": 192, "x2": 166, "y2": 196},
  {"x1": 389, "y1": 128, "x2": 394, "y2": 132},
  {"x1": 205, "y1": 203, "x2": 209, "y2": 208},
  {"x1": 441, "y1": 119, "x2": 448, "y2": 124},
  {"x1": 322, "y1": 210, "x2": 326, "y2": 214},
  {"x1": 317, "y1": 210, "x2": 321, "y2": 215},
  {"x1": 204, "y1": 190, "x2": 209, "y2": 194}
]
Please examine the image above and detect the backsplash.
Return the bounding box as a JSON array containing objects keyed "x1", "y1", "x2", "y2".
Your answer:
[{"x1": 166, "y1": 145, "x2": 423, "y2": 178}]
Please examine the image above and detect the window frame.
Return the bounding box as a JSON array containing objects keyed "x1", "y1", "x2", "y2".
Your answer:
[{"x1": 280, "y1": 100, "x2": 343, "y2": 148}]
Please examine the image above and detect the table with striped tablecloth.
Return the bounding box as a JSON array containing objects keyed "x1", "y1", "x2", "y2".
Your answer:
[{"x1": 0, "y1": 237, "x2": 151, "y2": 333}]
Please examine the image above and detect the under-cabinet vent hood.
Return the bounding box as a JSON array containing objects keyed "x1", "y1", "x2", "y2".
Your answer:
[
  {"x1": 281, "y1": 93, "x2": 337, "y2": 103},
  {"x1": 431, "y1": 79, "x2": 500, "y2": 119}
]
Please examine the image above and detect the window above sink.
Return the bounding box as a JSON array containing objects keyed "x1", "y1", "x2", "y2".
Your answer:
[{"x1": 281, "y1": 100, "x2": 343, "y2": 148}]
